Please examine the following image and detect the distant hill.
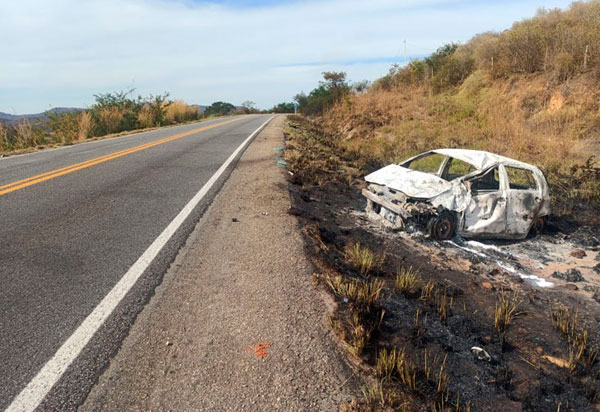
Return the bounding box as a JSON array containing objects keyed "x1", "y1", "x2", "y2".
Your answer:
[{"x1": 0, "y1": 107, "x2": 82, "y2": 124}]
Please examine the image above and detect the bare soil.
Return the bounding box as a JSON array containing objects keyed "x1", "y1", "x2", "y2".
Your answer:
[{"x1": 284, "y1": 116, "x2": 600, "y2": 412}]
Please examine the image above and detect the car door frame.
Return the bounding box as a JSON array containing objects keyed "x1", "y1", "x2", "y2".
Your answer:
[
  {"x1": 501, "y1": 164, "x2": 544, "y2": 238},
  {"x1": 459, "y1": 165, "x2": 509, "y2": 238}
]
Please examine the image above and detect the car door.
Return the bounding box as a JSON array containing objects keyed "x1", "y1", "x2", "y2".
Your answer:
[
  {"x1": 462, "y1": 167, "x2": 508, "y2": 236},
  {"x1": 503, "y1": 165, "x2": 542, "y2": 237}
]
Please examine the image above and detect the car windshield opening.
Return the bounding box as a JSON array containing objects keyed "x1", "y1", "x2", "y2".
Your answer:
[
  {"x1": 441, "y1": 157, "x2": 476, "y2": 181},
  {"x1": 404, "y1": 153, "x2": 446, "y2": 175}
]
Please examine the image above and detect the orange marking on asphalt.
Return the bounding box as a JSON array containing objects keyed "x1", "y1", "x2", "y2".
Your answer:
[
  {"x1": 246, "y1": 342, "x2": 270, "y2": 359},
  {"x1": 0, "y1": 117, "x2": 244, "y2": 196}
]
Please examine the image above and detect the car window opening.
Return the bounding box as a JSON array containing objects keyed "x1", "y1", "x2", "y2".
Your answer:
[
  {"x1": 506, "y1": 166, "x2": 538, "y2": 190},
  {"x1": 469, "y1": 167, "x2": 500, "y2": 192}
]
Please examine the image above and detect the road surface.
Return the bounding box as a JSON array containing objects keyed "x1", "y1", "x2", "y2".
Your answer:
[{"x1": 0, "y1": 114, "x2": 273, "y2": 411}]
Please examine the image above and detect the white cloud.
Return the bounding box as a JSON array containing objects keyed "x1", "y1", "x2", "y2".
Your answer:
[{"x1": 0, "y1": 0, "x2": 573, "y2": 113}]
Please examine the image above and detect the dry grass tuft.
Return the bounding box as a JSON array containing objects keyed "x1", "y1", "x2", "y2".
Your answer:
[
  {"x1": 396, "y1": 351, "x2": 417, "y2": 392},
  {"x1": 15, "y1": 119, "x2": 40, "y2": 148},
  {"x1": 165, "y1": 100, "x2": 198, "y2": 123},
  {"x1": 349, "y1": 310, "x2": 371, "y2": 356},
  {"x1": 137, "y1": 104, "x2": 156, "y2": 129},
  {"x1": 395, "y1": 266, "x2": 421, "y2": 295},
  {"x1": 494, "y1": 289, "x2": 523, "y2": 333},
  {"x1": 362, "y1": 380, "x2": 400, "y2": 408},
  {"x1": 419, "y1": 280, "x2": 436, "y2": 301},
  {"x1": 0, "y1": 122, "x2": 8, "y2": 150},
  {"x1": 551, "y1": 305, "x2": 598, "y2": 374},
  {"x1": 302, "y1": 224, "x2": 329, "y2": 251},
  {"x1": 326, "y1": 275, "x2": 384, "y2": 307},
  {"x1": 77, "y1": 111, "x2": 92, "y2": 141},
  {"x1": 344, "y1": 242, "x2": 385, "y2": 277},
  {"x1": 376, "y1": 347, "x2": 400, "y2": 380},
  {"x1": 418, "y1": 280, "x2": 451, "y2": 321}
]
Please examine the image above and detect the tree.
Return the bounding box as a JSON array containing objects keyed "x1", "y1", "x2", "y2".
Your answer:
[
  {"x1": 295, "y1": 72, "x2": 351, "y2": 116},
  {"x1": 320, "y1": 71, "x2": 347, "y2": 89},
  {"x1": 271, "y1": 102, "x2": 295, "y2": 113},
  {"x1": 320, "y1": 71, "x2": 350, "y2": 100},
  {"x1": 242, "y1": 100, "x2": 256, "y2": 110},
  {"x1": 204, "y1": 101, "x2": 236, "y2": 116},
  {"x1": 240, "y1": 100, "x2": 258, "y2": 114}
]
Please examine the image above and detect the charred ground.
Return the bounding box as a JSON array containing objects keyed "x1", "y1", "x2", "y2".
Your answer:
[{"x1": 284, "y1": 116, "x2": 600, "y2": 412}]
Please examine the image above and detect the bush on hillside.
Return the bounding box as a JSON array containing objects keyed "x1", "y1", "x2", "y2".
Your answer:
[
  {"x1": 295, "y1": 71, "x2": 351, "y2": 116},
  {"x1": 379, "y1": 1, "x2": 600, "y2": 91}
]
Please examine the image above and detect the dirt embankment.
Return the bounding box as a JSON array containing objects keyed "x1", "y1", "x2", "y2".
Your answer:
[
  {"x1": 319, "y1": 71, "x2": 600, "y2": 228},
  {"x1": 284, "y1": 116, "x2": 600, "y2": 412}
]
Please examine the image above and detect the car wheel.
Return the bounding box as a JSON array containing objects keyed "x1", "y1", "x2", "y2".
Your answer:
[{"x1": 429, "y1": 211, "x2": 455, "y2": 241}]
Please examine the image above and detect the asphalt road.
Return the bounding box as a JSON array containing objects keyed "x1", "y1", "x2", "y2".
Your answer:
[{"x1": 0, "y1": 114, "x2": 274, "y2": 411}]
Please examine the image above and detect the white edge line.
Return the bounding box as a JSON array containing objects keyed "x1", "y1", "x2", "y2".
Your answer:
[{"x1": 5, "y1": 115, "x2": 276, "y2": 412}]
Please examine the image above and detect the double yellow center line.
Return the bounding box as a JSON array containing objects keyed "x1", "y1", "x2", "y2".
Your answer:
[{"x1": 0, "y1": 117, "x2": 244, "y2": 197}]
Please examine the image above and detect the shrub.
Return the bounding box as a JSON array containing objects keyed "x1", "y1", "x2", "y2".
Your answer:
[
  {"x1": 555, "y1": 52, "x2": 576, "y2": 80},
  {"x1": 165, "y1": 100, "x2": 198, "y2": 123},
  {"x1": 93, "y1": 106, "x2": 125, "y2": 135},
  {"x1": 271, "y1": 102, "x2": 295, "y2": 113},
  {"x1": 137, "y1": 104, "x2": 155, "y2": 129},
  {"x1": 0, "y1": 122, "x2": 9, "y2": 151},
  {"x1": 78, "y1": 111, "x2": 92, "y2": 141},
  {"x1": 47, "y1": 111, "x2": 80, "y2": 143}
]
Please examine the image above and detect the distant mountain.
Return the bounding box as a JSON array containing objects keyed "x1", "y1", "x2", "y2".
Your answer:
[{"x1": 0, "y1": 107, "x2": 82, "y2": 124}]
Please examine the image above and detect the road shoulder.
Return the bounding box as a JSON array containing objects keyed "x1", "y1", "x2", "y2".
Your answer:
[{"x1": 79, "y1": 115, "x2": 357, "y2": 411}]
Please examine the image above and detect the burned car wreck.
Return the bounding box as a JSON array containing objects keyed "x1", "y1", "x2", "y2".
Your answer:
[{"x1": 363, "y1": 149, "x2": 551, "y2": 240}]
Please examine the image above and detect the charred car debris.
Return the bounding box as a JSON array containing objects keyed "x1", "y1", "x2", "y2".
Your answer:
[{"x1": 363, "y1": 149, "x2": 551, "y2": 240}]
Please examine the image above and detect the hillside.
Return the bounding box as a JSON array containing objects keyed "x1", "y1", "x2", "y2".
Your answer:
[
  {"x1": 300, "y1": 1, "x2": 600, "y2": 226},
  {"x1": 321, "y1": 71, "x2": 599, "y2": 224}
]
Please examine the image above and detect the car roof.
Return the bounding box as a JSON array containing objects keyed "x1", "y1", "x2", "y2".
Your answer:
[{"x1": 431, "y1": 149, "x2": 535, "y2": 170}]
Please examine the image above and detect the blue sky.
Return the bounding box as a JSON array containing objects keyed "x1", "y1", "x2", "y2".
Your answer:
[{"x1": 0, "y1": 0, "x2": 575, "y2": 114}]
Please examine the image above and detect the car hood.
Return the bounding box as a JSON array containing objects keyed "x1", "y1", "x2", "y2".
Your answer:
[{"x1": 364, "y1": 164, "x2": 453, "y2": 199}]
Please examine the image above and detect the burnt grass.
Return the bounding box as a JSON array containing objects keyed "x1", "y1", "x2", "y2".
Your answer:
[{"x1": 284, "y1": 116, "x2": 600, "y2": 412}]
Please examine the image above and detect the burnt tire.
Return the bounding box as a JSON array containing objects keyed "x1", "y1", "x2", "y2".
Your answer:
[
  {"x1": 528, "y1": 216, "x2": 546, "y2": 238},
  {"x1": 428, "y1": 211, "x2": 456, "y2": 241}
]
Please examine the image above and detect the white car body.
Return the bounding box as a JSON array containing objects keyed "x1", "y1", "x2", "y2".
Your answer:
[{"x1": 362, "y1": 149, "x2": 551, "y2": 240}]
